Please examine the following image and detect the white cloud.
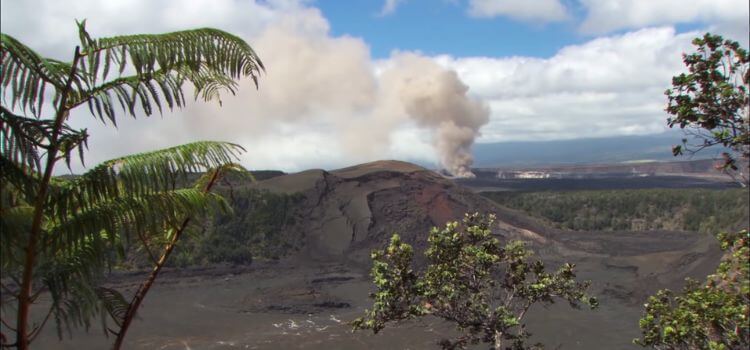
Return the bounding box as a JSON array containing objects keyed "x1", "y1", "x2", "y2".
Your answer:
[
  {"x1": 379, "y1": 0, "x2": 406, "y2": 16},
  {"x1": 579, "y1": 0, "x2": 749, "y2": 39},
  {"x1": 1, "y1": 0, "x2": 744, "y2": 174},
  {"x1": 467, "y1": 0, "x2": 569, "y2": 22},
  {"x1": 2, "y1": 0, "x2": 488, "y2": 174},
  {"x1": 0, "y1": 0, "x2": 285, "y2": 59},
  {"x1": 436, "y1": 27, "x2": 697, "y2": 142}
]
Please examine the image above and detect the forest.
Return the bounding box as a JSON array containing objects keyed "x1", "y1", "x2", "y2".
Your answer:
[
  {"x1": 483, "y1": 188, "x2": 749, "y2": 233},
  {"x1": 168, "y1": 188, "x2": 303, "y2": 267}
]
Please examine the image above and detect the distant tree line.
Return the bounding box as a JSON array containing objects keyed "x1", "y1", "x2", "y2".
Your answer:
[{"x1": 483, "y1": 188, "x2": 748, "y2": 234}]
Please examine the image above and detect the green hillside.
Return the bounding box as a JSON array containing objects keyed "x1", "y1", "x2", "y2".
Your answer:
[{"x1": 169, "y1": 188, "x2": 303, "y2": 266}]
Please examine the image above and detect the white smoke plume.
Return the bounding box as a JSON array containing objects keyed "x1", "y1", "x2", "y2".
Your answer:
[
  {"x1": 379, "y1": 54, "x2": 490, "y2": 177},
  {"x1": 179, "y1": 12, "x2": 489, "y2": 177}
]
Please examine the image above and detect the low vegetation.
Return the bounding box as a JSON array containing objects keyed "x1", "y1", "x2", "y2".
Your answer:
[
  {"x1": 635, "y1": 230, "x2": 749, "y2": 348},
  {"x1": 170, "y1": 188, "x2": 303, "y2": 266},
  {"x1": 353, "y1": 213, "x2": 597, "y2": 349},
  {"x1": 483, "y1": 189, "x2": 748, "y2": 233}
]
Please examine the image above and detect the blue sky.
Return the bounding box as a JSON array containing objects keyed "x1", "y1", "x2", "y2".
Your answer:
[
  {"x1": 314, "y1": 0, "x2": 723, "y2": 59},
  {"x1": 1, "y1": 0, "x2": 748, "y2": 174},
  {"x1": 317, "y1": 0, "x2": 582, "y2": 58}
]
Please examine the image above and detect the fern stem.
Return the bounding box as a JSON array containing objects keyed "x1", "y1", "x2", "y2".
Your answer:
[
  {"x1": 26, "y1": 305, "x2": 54, "y2": 343},
  {"x1": 112, "y1": 168, "x2": 221, "y2": 350},
  {"x1": 16, "y1": 46, "x2": 81, "y2": 350}
]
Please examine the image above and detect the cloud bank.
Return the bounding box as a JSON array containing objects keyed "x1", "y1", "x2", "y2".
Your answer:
[
  {"x1": 1, "y1": 1, "x2": 487, "y2": 175},
  {"x1": 579, "y1": 0, "x2": 749, "y2": 36},
  {"x1": 437, "y1": 27, "x2": 698, "y2": 142},
  {"x1": 1, "y1": 0, "x2": 748, "y2": 173}
]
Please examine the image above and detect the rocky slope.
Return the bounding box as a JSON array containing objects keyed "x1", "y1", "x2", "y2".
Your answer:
[
  {"x1": 245, "y1": 160, "x2": 499, "y2": 265},
  {"x1": 225, "y1": 161, "x2": 724, "y2": 302},
  {"x1": 241, "y1": 160, "x2": 724, "y2": 305}
]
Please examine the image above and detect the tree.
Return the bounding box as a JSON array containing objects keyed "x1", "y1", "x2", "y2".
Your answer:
[
  {"x1": 352, "y1": 213, "x2": 598, "y2": 349},
  {"x1": 0, "y1": 21, "x2": 263, "y2": 349},
  {"x1": 635, "y1": 230, "x2": 749, "y2": 349},
  {"x1": 665, "y1": 33, "x2": 749, "y2": 186},
  {"x1": 634, "y1": 32, "x2": 750, "y2": 349}
]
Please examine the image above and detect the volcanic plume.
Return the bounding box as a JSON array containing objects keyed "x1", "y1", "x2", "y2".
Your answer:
[
  {"x1": 380, "y1": 54, "x2": 490, "y2": 177},
  {"x1": 182, "y1": 15, "x2": 489, "y2": 177}
]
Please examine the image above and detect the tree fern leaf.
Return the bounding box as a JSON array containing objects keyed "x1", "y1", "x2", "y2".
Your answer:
[
  {"x1": 0, "y1": 205, "x2": 34, "y2": 270},
  {"x1": 3, "y1": 24, "x2": 261, "y2": 343},
  {"x1": 157, "y1": 78, "x2": 174, "y2": 110},
  {"x1": 117, "y1": 45, "x2": 127, "y2": 75},
  {"x1": 92, "y1": 94, "x2": 104, "y2": 121},
  {"x1": 57, "y1": 128, "x2": 89, "y2": 171},
  {"x1": 95, "y1": 287, "x2": 129, "y2": 328},
  {"x1": 62, "y1": 26, "x2": 264, "y2": 123},
  {"x1": 91, "y1": 50, "x2": 101, "y2": 86},
  {"x1": 145, "y1": 80, "x2": 162, "y2": 114},
  {"x1": 76, "y1": 19, "x2": 94, "y2": 52},
  {"x1": 47, "y1": 141, "x2": 242, "y2": 222},
  {"x1": 1, "y1": 106, "x2": 54, "y2": 172},
  {"x1": 41, "y1": 238, "x2": 109, "y2": 339},
  {"x1": 135, "y1": 82, "x2": 152, "y2": 115},
  {"x1": 0, "y1": 152, "x2": 38, "y2": 203},
  {"x1": 102, "y1": 48, "x2": 112, "y2": 82},
  {"x1": 1, "y1": 33, "x2": 77, "y2": 116},
  {"x1": 48, "y1": 188, "x2": 227, "y2": 255}
]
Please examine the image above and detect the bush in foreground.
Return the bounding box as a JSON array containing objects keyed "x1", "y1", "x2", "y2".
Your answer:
[
  {"x1": 353, "y1": 213, "x2": 597, "y2": 349},
  {"x1": 635, "y1": 230, "x2": 749, "y2": 349}
]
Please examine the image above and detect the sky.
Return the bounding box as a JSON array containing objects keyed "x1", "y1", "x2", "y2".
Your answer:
[{"x1": 1, "y1": 0, "x2": 748, "y2": 174}]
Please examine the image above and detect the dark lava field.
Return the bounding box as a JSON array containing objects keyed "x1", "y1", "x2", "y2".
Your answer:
[{"x1": 34, "y1": 160, "x2": 730, "y2": 349}]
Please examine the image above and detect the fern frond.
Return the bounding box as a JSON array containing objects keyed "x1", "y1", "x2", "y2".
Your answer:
[
  {"x1": 2, "y1": 23, "x2": 263, "y2": 126},
  {"x1": 49, "y1": 141, "x2": 242, "y2": 221},
  {"x1": 48, "y1": 188, "x2": 227, "y2": 255},
  {"x1": 0, "y1": 34, "x2": 75, "y2": 116},
  {"x1": 78, "y1": 23, "x2": 263, "y2": 82},
  {"x1": 1, "y1": 106, "x2": 49, "y2": 172},
  {"x1": 0, "y1": 156, "x2": 40, "y2": 202},
  {"x1": 108, "y1": 141, "x2": 243, "y2": 196},
  {"x1": 73, "y1": 69, "x2": 186, "y2": 123},
  {"x1": 40, "y1": 239, "x2": 109, "y2": 339},
  {"x1": 0, "y1": 205, "x2": 33, "y2": 271},
  {"x1": 56, "y1": 127, "x2": 89, "y2": 170},
  {"x1": 2, "y1": 22, "x2": 260, "y2": 345},
  {"x1": 1, "y1": 106, "x2": 90, "y2": 173},
  {"x1": 68, "y1": 62, "x2": 239, "y2": 123},
  {"x1": 192, "y1": 162, "x2": 252, "y2": 190},
  {"x1": 62, "y1": 22, "x2": 263, "y2": 124},
  {"x1": 95, "y1": 287, "x2": 129, "y2": 329},
  {"x1": 38, "y1": 184, "x2": 228, "y2": 339}
]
